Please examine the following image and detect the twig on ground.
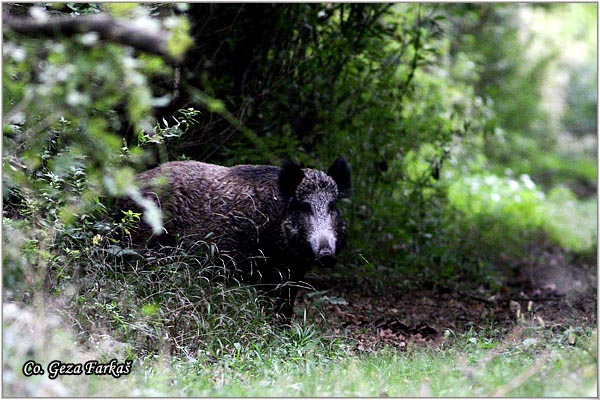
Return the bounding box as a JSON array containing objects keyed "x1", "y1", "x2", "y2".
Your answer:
[{"x1": 493, "y1": 357, "x2": 547, "y2": 397}]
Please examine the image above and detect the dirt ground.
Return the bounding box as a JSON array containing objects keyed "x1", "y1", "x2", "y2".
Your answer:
[{"x1": 297, "y1": 249, "x2": 597, "y2": 351}]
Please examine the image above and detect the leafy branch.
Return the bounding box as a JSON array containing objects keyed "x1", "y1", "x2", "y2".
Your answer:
[{"x1": 3, "y1": 12, "x2": 184, "y2": 62}]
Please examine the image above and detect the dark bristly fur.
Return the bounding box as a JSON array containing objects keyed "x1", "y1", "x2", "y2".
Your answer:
[{"x1": 119, "y1": 158, "x2": 351, "y2": 320}]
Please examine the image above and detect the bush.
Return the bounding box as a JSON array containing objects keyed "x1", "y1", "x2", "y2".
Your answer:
[
  {"x1": 447, "y1": 173, "x2": 597, "y2": 263},
  {"x1": 542, "y1": 187, "x2": 597, "y2": 254},
  {"x1": 447, "y1": 173, "x2": 546, "y2": 261},
  {"x1": 2, "y1": 3, "x2": 278, "y2": 361}
]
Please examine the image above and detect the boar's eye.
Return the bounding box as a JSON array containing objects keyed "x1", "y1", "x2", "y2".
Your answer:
[
  {"x1": 300, "y1": 201, "x2": 312, "y2": 214},
  {"x1": 328, "y1": 201, "x2": 336, "y2": 212}
]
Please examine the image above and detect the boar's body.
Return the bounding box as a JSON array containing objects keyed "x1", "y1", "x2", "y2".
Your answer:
[
  {"x1": 136, "y1": 162, "x2": 286, "y2": 258},
  {"x1": 120, "y1": 159, "x2": 351, "y2": 319}
]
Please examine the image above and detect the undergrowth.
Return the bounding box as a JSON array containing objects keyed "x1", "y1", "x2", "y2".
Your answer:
[
  {"x1": 2, "y1": 170, "x2": 320, "y2": 361},
  {"x1": 4, "y1": 299, "x2": 596, "y2": 397},
  {"x1": 447, "y1": 171, "x2": 597, "y2": 265}
]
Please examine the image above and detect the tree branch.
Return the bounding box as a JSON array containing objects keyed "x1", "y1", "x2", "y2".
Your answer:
[{"x1": 3, "y1": 13, "x2": 181, "y2": 62}]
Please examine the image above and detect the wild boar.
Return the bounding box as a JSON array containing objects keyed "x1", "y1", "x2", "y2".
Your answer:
[{"x1": 119, "y1": 157, "x2": 351, "y2": 320}]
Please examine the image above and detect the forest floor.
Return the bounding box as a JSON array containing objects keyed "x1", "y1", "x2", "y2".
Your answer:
[
  {"x1": 4, "y1": 243, "x2": 596, "y2": 396},
  {"x1": 298, "y1": 245, "x2": 597, "y2": 352}
]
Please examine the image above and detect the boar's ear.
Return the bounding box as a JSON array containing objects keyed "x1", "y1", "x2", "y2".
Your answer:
[
  {"x1": 328, "y1": 156, "x2": 352, "y2": 198},
  {"x1": 279, "y1": 160, "x2": 305, "y2": 198}
]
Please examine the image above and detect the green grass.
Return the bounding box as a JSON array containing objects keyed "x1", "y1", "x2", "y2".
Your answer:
[
  {"x1": 136, "y1": 328, "x2": 598, "y2": 397},
  {"x1": 4, "y1": 300, "x2": 597, "y2": 397}
]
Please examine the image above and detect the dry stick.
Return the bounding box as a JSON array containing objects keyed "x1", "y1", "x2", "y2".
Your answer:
[
  {"x1": 462, "y1": 292, "x2": 563, "y2": 305},
  {"x1": 460, "y1": 292, "x2": 496, "y2": 305},
  {"x1": 3, "y1": 14, "x2": 179, "y2": 62},
  {"x1": 507, "y1": 297, "x2": 564, "y2": 301}
]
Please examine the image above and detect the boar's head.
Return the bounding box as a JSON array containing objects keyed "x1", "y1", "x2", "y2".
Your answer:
[{"x1": 279, "y1": 157, "x2": 351, "y2": 268}]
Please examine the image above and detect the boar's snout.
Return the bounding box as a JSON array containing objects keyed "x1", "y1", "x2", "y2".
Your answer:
[
  {"x1": 314, "y1": 237, "x2": 337, "y2": 268},
  {"x1": 316, "y1": 253, "x2": 337, "y2": 268}
]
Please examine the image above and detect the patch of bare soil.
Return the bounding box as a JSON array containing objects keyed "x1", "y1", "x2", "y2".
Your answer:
[{"x1": 297, "y1": 253, "x2": 597, "y2": 352}]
